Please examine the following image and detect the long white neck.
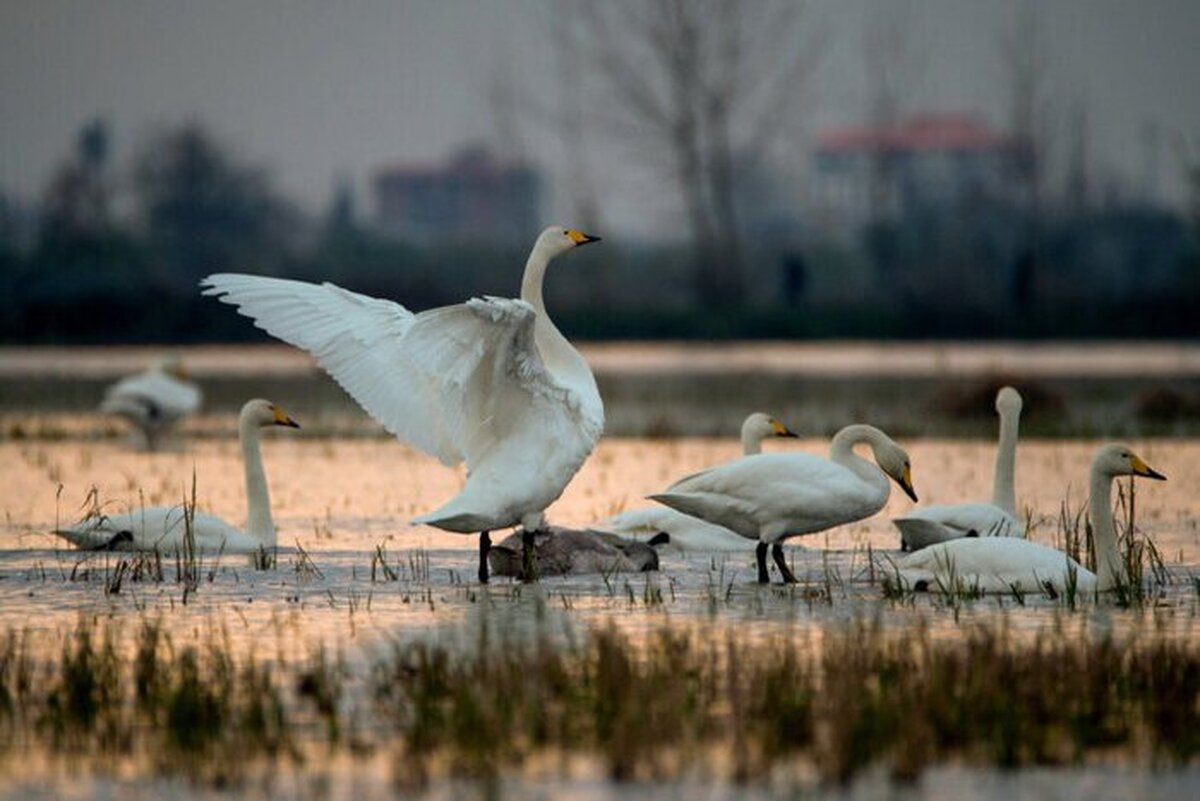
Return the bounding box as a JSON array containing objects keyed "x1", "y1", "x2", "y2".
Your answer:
[
  {"x1": 239, "y1": 415, "x2": 276, "y2": 546},
  {"x1": 741, "y1": 424, "x2": 766, "y2": 455},
  {"x1": 829, "y1": 424, "x2": 891, "y2": 500},
  {"x1": 991, "y1": 406, "x2": 1019, "y2": 516},
  {"x1": 520, "y1": 244, "x2": 552, "y2": 317},
  {"x1": 520, "y1": 242, "x2": 588, "y2": 388},
  {"x1": 1089, "y1": 465, "x2": 1125, "y2": 592}
]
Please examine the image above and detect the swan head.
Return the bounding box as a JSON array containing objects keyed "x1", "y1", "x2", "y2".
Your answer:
[
  {"x1": 535, "y1": 225, "x2": 602, "y2": 259},
  {"x1": 876, "y1": 442, "x2": 919, "y2": 503},
  {"x1": 240, "y1": 399, "x2": 301, "y2": 429},
  {"x1": 1093, "y1": 444, "x2": 1166, "y2": 481},
  {"x1": 742, "y1": 412, "x2": 798, "y2": 441},
  {"x1": 995, "y1": 386, "x2": 1023, "y2": 416}
]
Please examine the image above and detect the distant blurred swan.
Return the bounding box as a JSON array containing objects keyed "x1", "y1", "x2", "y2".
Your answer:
[
  {"x1": 202, "y1": 227, "x2": 603, "y2": 582},
  {"x1": 651, "y1": 424, "x2": 918, "y2": 583},
  {"x1": 56, "y1": 399, "x2": 298, "y2": 554},
  {"x1": 892, "y1": 386, "x2": 1024, "y2": 550},
  {"x1": 99, "y1": 355, "x2": 202, "y2": 450},
  {"x1": 894, "y1": 444, "x2": 1165, "y2": 596},
  {"x1": 599, "y1": 412, "x2": 798, "y2": 551}
]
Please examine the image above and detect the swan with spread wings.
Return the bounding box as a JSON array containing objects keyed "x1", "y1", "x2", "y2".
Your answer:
[{"x1": 202, "y1": 226, "x2": 604, "y2": 582}]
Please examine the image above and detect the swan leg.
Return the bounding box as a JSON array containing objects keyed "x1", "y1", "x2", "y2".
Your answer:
[
  {"x1": 755, "y1": 542, "x2": 770, "y2": 583},
  {"x1": 772, "y1": 543, "x2": 798, "y2": 584},
  {"x1": 521, "y1": 529, "x2": 539, "y2": 583},
  {"x1": 478, "y1": 531, "x2": 491, "y2": 584}
]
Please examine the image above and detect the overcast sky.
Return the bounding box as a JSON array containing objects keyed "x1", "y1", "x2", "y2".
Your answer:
[{"x1": 2, "y1": 0, "x2": 1199, "y2": 235}]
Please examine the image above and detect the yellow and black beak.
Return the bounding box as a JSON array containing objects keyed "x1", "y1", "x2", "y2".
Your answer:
[
  {"x1": 895, "y1": 465, "x2": 919, "y2": 502},
  {"x1": 566, "y1": 229, "x2": 602, "y2": 246},
  {"x1": 771, "y1": 419, "x2": 799, "y2": 438},
  {"x1": 1130, "y1": 455, "x2": 1166, "y2": 481},
  {"x1": 272, "y1": 406, "x2": 301, "y2": 429}
]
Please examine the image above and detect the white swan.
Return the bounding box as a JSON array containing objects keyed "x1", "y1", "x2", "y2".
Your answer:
[
  {"x1": 99, "y1": 355, "x2": 202, "y2": 450},
  {"x1": 894, "y1": 444, "x2": 1165, "y2": 596},
  {"x1": 892, "y1": 386, "x2": 1024, "y2": 550},
  {"x1": 599, "y1": 412, "x2": 798, "y2": 551},
  {"x1": 650, "y1": 424, "x2": 917, "y2": 583},
  {"x1": 56, "y1": 399, "x2": 299, "y2": 554},
  {"x1": 201, "y1": 227, "x2": 604, "y2": 582}
]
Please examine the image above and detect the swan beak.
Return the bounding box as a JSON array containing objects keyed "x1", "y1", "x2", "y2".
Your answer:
[
  {"x1": 566, "y1": 229, "x2": 602, "y2": 246},
  {"x1": 772, "y1": 420, "x2": 799, "y2": 438},
  {"x1": 1130, "y1": 455, "x2": 1166, "y2": 481},
  {"x1": 896, "y1": 466, "x2": 919, "y2": 502},
  {"x1": 273, "y1": 407, "x2": 301, "y2": 429}
]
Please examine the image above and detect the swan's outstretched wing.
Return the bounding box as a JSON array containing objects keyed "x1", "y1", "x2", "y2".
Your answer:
[
  {"x1": 103, "y1": 371, "x2": 202, "y2": 416},
  {"x1": 201, "y1": 274, "x2": 598, "y2": 469}
]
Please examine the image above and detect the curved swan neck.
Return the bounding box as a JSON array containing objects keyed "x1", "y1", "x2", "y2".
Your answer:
[
  {"x1": 991, "y1": 406, "x2": 1020, "y2": 516},
  {"x1": 239, "y1": 415, "x2": 275, "y2": 547},
  {"x1": 829, "y1": 424, "x2": 885, "y2": 462},
  {"x1": 741, "y1": 424, "x2": 764, "y2": 455},
  {"x1": 1089, "y1": 464, "x2": 1125, "y2": 592}
]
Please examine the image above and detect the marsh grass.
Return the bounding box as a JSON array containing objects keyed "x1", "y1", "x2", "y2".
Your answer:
[
  {"x1": 1, "y1": 613, "x2": 1199, "y2": 788},
  {"x1": 371, "y1": 618, "x2": 1200, "y2": 786}
]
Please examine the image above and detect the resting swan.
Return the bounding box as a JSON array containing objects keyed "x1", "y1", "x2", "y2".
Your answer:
[
  {"x1": 99, "y1": 355, "x2": 202, "y2": 450},
  {"x1": 892, "y1": 386, "x2": 1024, "y2": 550},
  {"x1": 487, "y1": 527, "x2": 665, "y2": 578},
  {"x1": 894, "y1": 444, "x2": 1165, "y2": 595},
  {"x1": 651, "y1": 424, "x2": 918, "y2": 583},
  {"x1": 202, "y1": 227, "x2": 604, "y2": 583},
  {"x1": 599, "y1": 412, "x2": 798, "y2": 551},
  {"x1": 56, "y1": 399, "x2": 298, "y2": 554}
]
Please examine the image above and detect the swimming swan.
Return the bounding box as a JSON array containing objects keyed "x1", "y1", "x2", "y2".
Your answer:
[
  {"x1": 99, "y1": 355, "x2": 202, "y2": 450},
  {"x1": 56, "y1": 399, "x2": 298, "y2": 554},
  {"x1": 599, "y1": 412, "x2": 798, "y2": 551},
  {"x1": 202, "y1": 227, "x2": 604, "y2": 582},
  {"x1": 651, "y1": 424, "x2": 917, "y2": 583},
  {"x1": 894, "y1": 444, "x2": 1165, "y2": 595},
  {"x1": 892, "y1": 386, "x2": 1024, "y2": 550}
]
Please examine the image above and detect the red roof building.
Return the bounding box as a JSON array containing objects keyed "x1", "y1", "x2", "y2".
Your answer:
[{"x1": 813, "y1": 113, "x2": 1030, "y2": 235}]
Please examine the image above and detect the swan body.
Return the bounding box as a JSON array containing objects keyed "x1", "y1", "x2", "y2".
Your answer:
[
  {"x1": 202, "y1": 227, "x2": 603, "y2": 582},
  {"x1": 895, "y1": 444, "x2": 1165, "y2": 595},
  {"x1": 99, "y1": 356, "x2": 202, "y2": 449},
  {"x1": 893, "y1": 387, "x2": 1024, "y2": 550},
  {"x1": 651, "y1": 424, "x2": 917, "y2": 582},
  {"x1": 600, "y1": 412, "x2": 797, "y2": 551},
  {"x1": 487, "y1": 527, "x2": 662, "y2": 578},
  {"x1": 56, "y1": 399, "x2": 298, "y2": 554}
]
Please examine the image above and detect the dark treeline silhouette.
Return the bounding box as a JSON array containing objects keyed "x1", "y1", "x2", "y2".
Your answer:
[{"x1": 1, "y1": 118, "x2": 1197, "y2": 344}]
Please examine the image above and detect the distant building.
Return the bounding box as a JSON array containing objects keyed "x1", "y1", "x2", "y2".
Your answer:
[
  {"x1": 813, "y1": 113, "x2": 1030, "y2": 237},
  {"x1": 373, "y1": 147, "x2": 542, "y2": 245}
]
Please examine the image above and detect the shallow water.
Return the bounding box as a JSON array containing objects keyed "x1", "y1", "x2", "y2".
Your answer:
[{"x1": 2, "y1": 344, "x2": 1200, "y2": 797}]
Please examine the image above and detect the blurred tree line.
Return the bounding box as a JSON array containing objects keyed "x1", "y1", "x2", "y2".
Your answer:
[{"x1": 0, "y1": 116, "x2": 1198, "y2": 344}]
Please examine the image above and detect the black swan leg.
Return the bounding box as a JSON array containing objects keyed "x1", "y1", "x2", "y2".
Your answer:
[
  {"x1": 756, "y1": 542, "x2": 770, "y2": 584},
  {"x1": 478, "y1": 531, "x2": 491, "y2": 584},
  {"x1": 772, "y1": 543, "x2": 798, "y2": 584},
  {"x1": 521, "y1": 529, "x2": 539, "y2": 583}
]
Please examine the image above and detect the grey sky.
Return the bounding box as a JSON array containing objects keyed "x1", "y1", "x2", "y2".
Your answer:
[{"x1": 2, "y1": 0, "x2": 1198, "y2": 235}]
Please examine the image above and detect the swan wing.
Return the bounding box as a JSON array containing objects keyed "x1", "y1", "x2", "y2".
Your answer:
[
  {"x1": 660, "y1": 453, "x2": 878, "y2": 534},
  {"x1": 55, "y1": 507, "x2": 239, "y2": 551},
  {"x1": 201, "y1": 275, "x2": 601, "y2": 469},
  {"x1": 897, "y1": 537, "x2": 1093, "y2": 593}
]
